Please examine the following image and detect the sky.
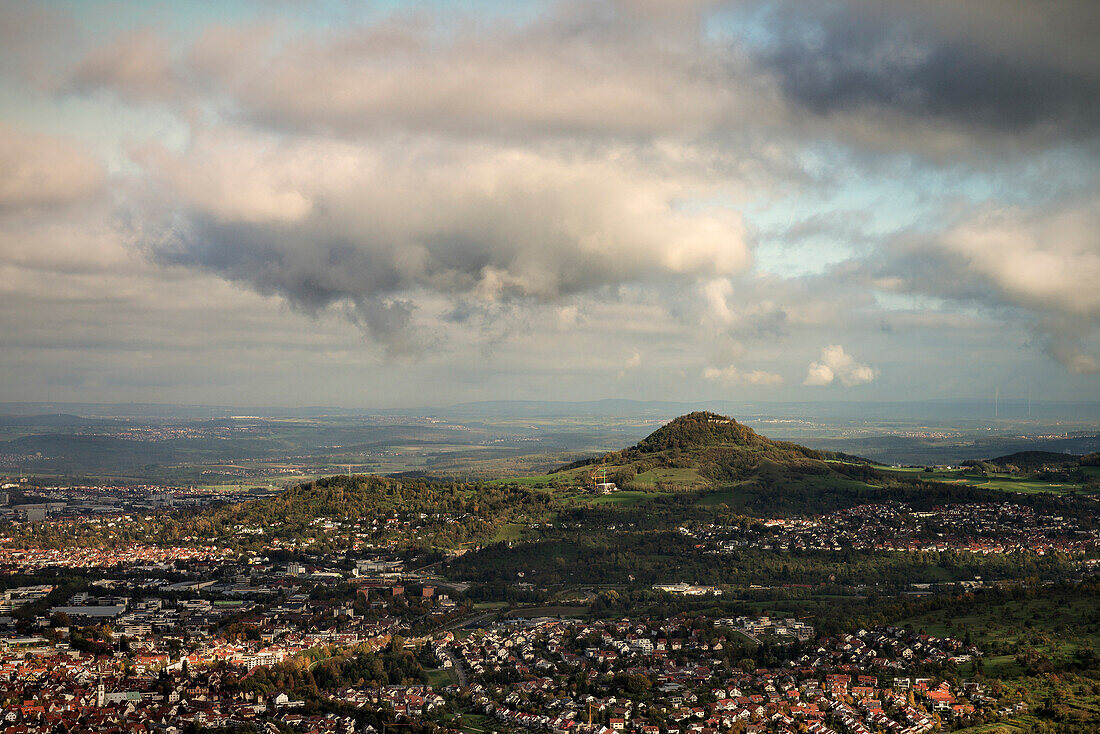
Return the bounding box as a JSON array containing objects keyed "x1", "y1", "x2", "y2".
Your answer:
[{"x1": 0, "y1": 0, "x2": 1098, "y2": 408}]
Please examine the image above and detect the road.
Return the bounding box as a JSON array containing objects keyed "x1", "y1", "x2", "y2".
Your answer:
[
  {"x1": 442, "y1": 647, "x2": 468, "y2": 687},
  {"x1": 442, "y1": 609, "x2": 498, "y2": 631}
]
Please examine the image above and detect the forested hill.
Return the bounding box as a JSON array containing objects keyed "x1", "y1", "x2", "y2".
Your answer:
[
  {"x1": 979, "y1": 450, "x2": 1081, "y2": 469},
  {"x1": 196, "y1": 413, "x2": 871, "y2": 536},
  {"x1": 175, "y1": 474, "x2": 555, "y2": 550},
  {"x1": 558, "y1": 411, "x2": 867, "y2": 475},
  {"x1": 630, "y1": 412, "x2": 819, "y2": 458}
]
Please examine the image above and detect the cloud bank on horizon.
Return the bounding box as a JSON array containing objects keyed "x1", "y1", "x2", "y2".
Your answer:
[{"x1": 0, "y1": 0, "x2": 1097, "y2": 407}]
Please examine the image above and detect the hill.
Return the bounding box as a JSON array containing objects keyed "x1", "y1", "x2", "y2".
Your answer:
[
  {"x1": 181, "y1": 473, "x2": 555, "y2": 550},
  {"x1": 10, "y1": 412, "x2": 1094, "y2": 556},
  {"x1": 183, "y1": 413, "x2": 1100, "y2": 539},
  {"x1": 980, "y1": 450, "x2": 1082, "y2": 470},
  {"x1": 175, "y1": 413, "x2": 889, "y2": 545},
  {"x1": 0, "y1": 413, "x2": 114, "y2": 428},
  {"x1": 538, "y1": 412, "x2": 893, "y2": 515},
  {"x1": 630, "y1": 411, "x2": 810, "y2": 456},
  {"x1": 557, "y1": 411, "x2": 866, "y2": 480}
]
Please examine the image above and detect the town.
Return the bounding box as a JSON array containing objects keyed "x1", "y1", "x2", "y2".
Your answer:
[
  {"x1": 2, "y1": 587, "x2": 1005, "y2": 734},
  {"x1": 688, "y1": 501, "x2": 1098, "y2": 557},
  {"x1": 0, "y1": 417, "x2": 1096, "y2": 732}
]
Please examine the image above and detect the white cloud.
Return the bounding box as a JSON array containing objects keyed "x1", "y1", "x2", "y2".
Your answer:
[
  {"x1": 182, "y1": 11, "x2": 778, "y2": 141},
  {"x1": 0, "y1": 124, "x2": 104, "y2": 209},
  {"x1": 871, "y1": 197, "x2": 1100, "y2": 373},
  {"x1": 804, "y1": 345, "x2": 875, "y2": 386},
  {"x1": 936, "y1": 200, "x2": 1100, "y2": 318},
  {"x1": 0, "y1": 0, "x2": 1095, "y2": 405},
  {"x1": 702, "y1": 278, "x2": 736, "y2": 324},
  {"x1": 136, "y1": 130, "x2": 752, "y2": 347},
  {"x1": 617, "y1": 350, "x2": 642, "y2": 379},
  {"x1": 703, "y1": 365, "x2": 784, "y2": 386},
  {"x1": 133, "y1": 137, "x2": 313, "y2": 224}
]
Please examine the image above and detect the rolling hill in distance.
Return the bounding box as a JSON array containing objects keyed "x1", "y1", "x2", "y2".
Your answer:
[
  {"x1": 168, "y1": 413, "x2": 1098, "y2": 549},
  {"x1": 2, "y1": 400, "x2": 1099, "y2": 486}
]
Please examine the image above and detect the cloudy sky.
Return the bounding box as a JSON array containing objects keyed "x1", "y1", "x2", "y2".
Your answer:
[{"x1": 1, "y1": 0, "x2": 1098, "y2": 408}]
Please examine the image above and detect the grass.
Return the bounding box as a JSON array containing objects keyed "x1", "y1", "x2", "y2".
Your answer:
[
  {"x1": 425, "y1": 667, "x2": 458, "y2": 687},
  {"x1": 490, "y1": 473, "x2": 560, "y2": 487},
  {"x1": 452, "y1": 713, "x2": 493, "y2": 734},
  {"x1": 471, "y1": 601, "x2": 510, "y2": 610},
  {"x1": 562, "y1": 490, "x2": 660, "y2": 506},
  {"x1": 695, "y1": 483, "x2": 752, "y2": 507},
  {"x1": 493, "y1": 460, "x2": 707, "y2": 494},
  {"x1": 729, "y1": 630, "x2": 760, "y2": 646},
  {"x1": 489, "y1": 522, "x2": 525, "y2": 543},
  {"x1": 694, "y1": 475, "x2": 877, "y2": 509},
  {"x1": 896, "y1": 586, "x2": 1100, "y2": 730},
  {"x1": 632, "y1": 467, "x2": 706, "y2": 488},
  {"x1": 877, "y1": 466, "x2": 1098, "y2": 496},
  {"x1": 950, "y1": 723, "x2": 1029, "y2": 734}
]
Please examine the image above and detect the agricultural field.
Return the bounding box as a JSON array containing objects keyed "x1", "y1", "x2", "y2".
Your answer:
[{"x1": 877, "y1": 466, "x2": 1099, "y2": 495}]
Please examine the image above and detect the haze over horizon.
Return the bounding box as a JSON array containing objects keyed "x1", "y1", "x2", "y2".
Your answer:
[{"x1": 2, "y1": 0, "x2": 1098, "y2": 409}]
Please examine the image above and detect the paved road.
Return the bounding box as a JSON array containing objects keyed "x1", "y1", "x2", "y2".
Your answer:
[
  {"x1": 442, "y1": 610, "x2": 498, "y2": 631},
  {"x1": 442, "y1": 648, "x2": 468, "y2": 687}
]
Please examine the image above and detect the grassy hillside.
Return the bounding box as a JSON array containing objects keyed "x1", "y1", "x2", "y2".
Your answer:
[
  {"x1": 484, "y1": 412, "x2": 1096, "y2": 515},
  {"x1": 515, "y1": 412, "x2": 889, "y2": 514}
]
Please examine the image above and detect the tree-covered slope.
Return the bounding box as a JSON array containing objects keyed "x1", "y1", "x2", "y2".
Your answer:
[
  {"x1": 981, "y1": 450, "x2": 1082, "y2": 469},
  {"x1": 172, "y1": 474, "x2": 558, "y2": 550}
]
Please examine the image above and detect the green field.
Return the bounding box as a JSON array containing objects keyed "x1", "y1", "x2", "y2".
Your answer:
[
  {"x1": 695, "y1": 484, "x2": 752, "y2": 507},
  {"x1": 489, "y1": 522, "x2": 526, "y2": 543},
  {"x1": 951, "y1": 722, "x2": 1030, "y2": 734},
  {"x1": 877, "y1": 466, "x2": 1097, "y2": 495},
  {"x1": 449, "y1": 713, "x2": 493, "y2": 734},
  {"x1": 471, "y1": 601, "x2": 510, "y2": 610},
  {"x1": 503, "y1": 605, "x2": 588, "y2": 618},
  {"x1": 489, "y1": 473, "x2": 560, "y2": 487},
  {"x1": 695, "y1": 475, "x2": 877, "y2": 508},
  {"x1": 562, "y1": 490, "x2": 660, "y2": 506},
  {"x1": 425, "y1": 667, "x2": 458, "y2": 687},
  {"x1": 632, "y1": 466, "x2": 706, "y2": 488}
]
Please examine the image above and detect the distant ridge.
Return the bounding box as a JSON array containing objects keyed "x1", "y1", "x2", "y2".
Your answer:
[
  {"x1": 0, "y1": 413, "x2": 113, "y2": 428},
  {"x1": 441, "y1": 399, "x2": 689, "y2": 418},
  {"x1": 3, "y1": 398, "x2": 1100, "y2": 421}
]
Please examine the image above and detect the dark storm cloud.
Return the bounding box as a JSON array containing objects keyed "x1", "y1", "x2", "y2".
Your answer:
[
  {"x1": 157, "y1": 216, "x2": 421, "y2": 354},
  {"x1": 756, "y1": 1, "x2": 1100, "y2": 139},
  {"x1": 140, "y1": 135, "x2": 752, "y2": 352},
  {"x1": 160, "y1": 218, "x2": 402, "y2": 314}
]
